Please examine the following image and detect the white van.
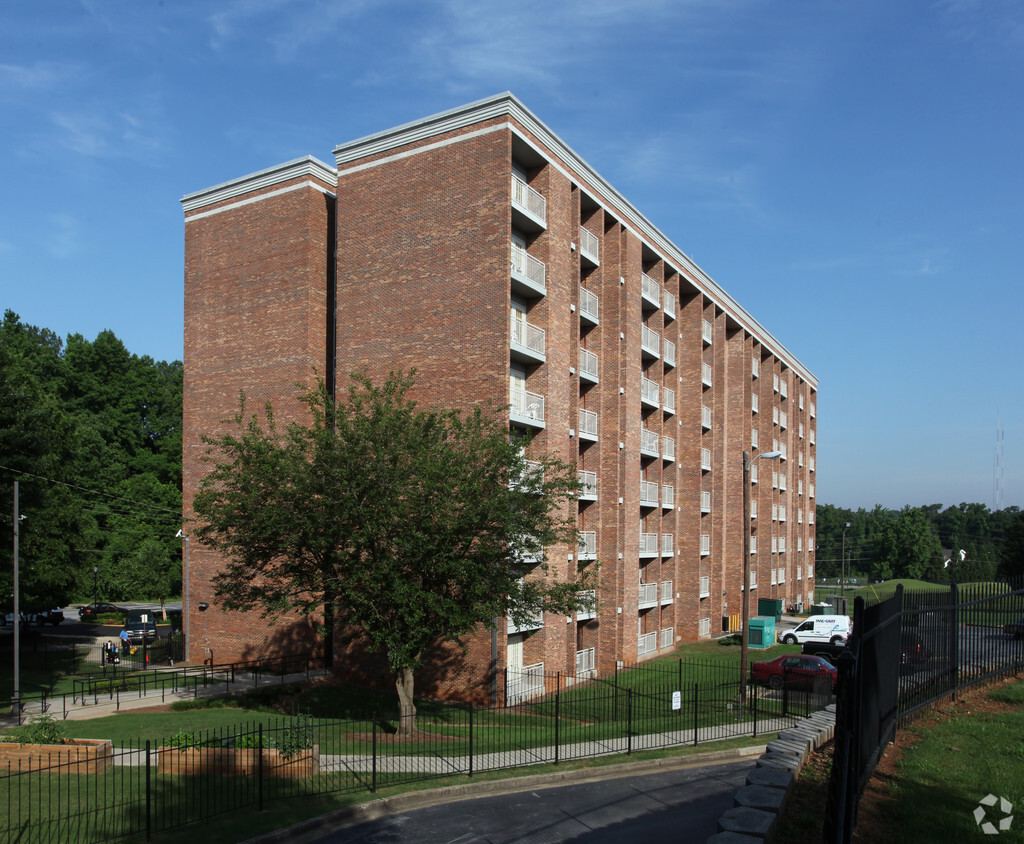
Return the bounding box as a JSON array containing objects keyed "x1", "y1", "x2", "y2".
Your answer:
[{"x1": 779, "y1": 615, "x2": 852, "y2": 646}]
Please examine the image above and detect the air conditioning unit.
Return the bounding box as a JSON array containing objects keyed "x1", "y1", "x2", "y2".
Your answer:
[{"x1": 795, "y1": 602, "x2": 804, "y2": 614}]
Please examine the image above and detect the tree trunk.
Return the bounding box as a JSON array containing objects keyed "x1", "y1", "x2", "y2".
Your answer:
[
  {"x1": 395, "y1": 667, "x2": 417, "y2": 737},
  {"x1": 323, "y1": 597, "x2": 335, "y2": 668}
]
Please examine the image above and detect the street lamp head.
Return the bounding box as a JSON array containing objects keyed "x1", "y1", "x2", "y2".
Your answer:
[
  {"x1": 175, "y1": 529, "x2": 184, "y2": 538},
  {"x1": 758, "y1": 451, "x2": 783, "y2": 460}
]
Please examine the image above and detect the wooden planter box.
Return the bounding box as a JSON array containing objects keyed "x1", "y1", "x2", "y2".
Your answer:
[
  {"x1": 0, "y1": 739, "x2": 113, "y2": 774},
  {"x1": 157, "y1": 745, "x2": 319, "y2": 778}
]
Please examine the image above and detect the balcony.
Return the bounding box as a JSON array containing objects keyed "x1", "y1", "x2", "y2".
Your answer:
[
  {"x1": 507, "y1": 609, "x2": 544, "y2": 635},
  {"x1": 509, "y1": 460, "x2": 544, "y2": 493},
  {"x1": 660, "y1": 626, "x2": 674, "y2": 650},
  {"x1": 661, "y1": 580, "x2": 673, "y2": 604},
  {"x1": 662, "y1": 484, "x2": 674, "y2": 510},
  {"x1": 510, "y1": 316, "x2": 545, "y2": 364},
  {"x1": 514, "y1": 534, "x2": 543, "y2": 565},
  {"x1": 509, "y1": 386, "x2": 545, "y2": 429},
  {"x1": 699, "y1": 575, "x2": 710, "y2": 599},
  {"x1": 577, "y1": 530, "x2": 597, "y2": 560},
  {"x1": 700, "y1": 534, "x2": 710, "y2": 556},
  {"x1": 701, "y1": 405, "x2": 712, "y2": 429},
  {"x1": 510, "y1": 242, "x2": 546, "y2": 297},
  {"x1": 639, "y1": 531, "x2": 659, "y2": 558},
  {"x1": 575, "y1": 647, "x2": 596, "y2": 677},
  {"x1": 638, "y1": 631, "x2": 658, "y2": 657},
  {"x1": 640, "y1": 479, "x2": 659, "y2": 508},
  {"x1": 660, "y1": 533, "x2": 674, "y2": 557},
  {"x1": 576, "y1": 590, "x2": 596, "y2": 622},
  {"x1": 702, "y1": 362, "x2": 713, "y2": 388},
  {"x1": 662, "y1": 435, "x2": 675, "y2": 463},
  {"x1": 638, "y1": 581, "x2": 659, "y2": 609},
  {"x1": 700, "y1": 489, "x2": 711, "y2": 513},
  {"x1": 641, "y1": 427, "x2": 660, "y2": 458},
  {"x1": 663, "y1": 289, "x2": 676, "y2": 319},
  {"x1": 578, "y1": 408, "x2": 598, "y2": 442},
  {"x1": 698, "y1": 617, "x2": 711, "y2": 637},
  {"x1": 641, "y1": 376, "x2": 660, "y2": 409},
  {"x1": 511, "y1": 174, "x2": 546, "y2": 231},
  {"x1": 701, "y1": 447, "x2": 712, "y2": 472},
  {"x1": 752, "y1": 394, "x2": 759, "y2": 413},
  {"x1": 663, "y1": 338, "x2": 676, "y2": 368},
  {"x1": 702, "y1": 319, "x2": 713, "y2": 345},
  {"x1": 506, "y1": 661, "x2": 545, "y2": 704},
  {"x1": 579, "y1": 226, "x2": 600, "y2": 266},
  {"x1": 641, "y1": 273, "x2": 660, "y2": 310},
  {"x1": 579, "y1": 347, "x2": 599, "y2": 384},
  {"x1": 578, "y1": 470, "x2": 597, "y2": 501},
  {"x1": 662, "y1": 386, "x2": 675, "y2": 416},
  {"x1": 579, "y1": 285, "x2": 599, "y2": 325},
  {"x1": 640, "y1": 324, "x2": 661, "y2": 359}
]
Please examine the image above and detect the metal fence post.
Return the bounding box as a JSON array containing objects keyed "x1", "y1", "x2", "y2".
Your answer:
[
  {"x1": 468, "y1": 704, "x2": 474, "y2": 777},
  {"x1": 693, "y1": 683, "x2": 699, "y2": 746},
  {"x1": 258, "y1": 723, "x2": 264, "y2": 812},
  {"x1": 627, "y1": 689, "x2": 633, "y2": 755},
  {"x1": 554, "y1": 690, "x2": 560, "y2": 765},
  {"x1": 371, "y1": 711, "x2": 378, "y2": 793},
  {"x1": 145, "y1": 740, "x2": 152, "y2": 841}
]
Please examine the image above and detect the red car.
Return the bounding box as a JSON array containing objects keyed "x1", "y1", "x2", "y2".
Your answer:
[{"x1": 751, "y1": 654, "x2": 837, "y2": 692}]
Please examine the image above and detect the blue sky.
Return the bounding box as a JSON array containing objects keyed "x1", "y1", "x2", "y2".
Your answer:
[{"x1": 1, "y1": 0, "x2": 1021, "y2": 512}]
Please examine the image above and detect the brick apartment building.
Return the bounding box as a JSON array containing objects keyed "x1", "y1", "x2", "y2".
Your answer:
[{"x1": 182, "y1": 92, "x2": 817, "y2": 700}]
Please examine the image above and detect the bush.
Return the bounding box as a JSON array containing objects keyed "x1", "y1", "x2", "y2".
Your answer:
[{"x1": 18, "y1": 714, "x2": 69, "y2": 745}]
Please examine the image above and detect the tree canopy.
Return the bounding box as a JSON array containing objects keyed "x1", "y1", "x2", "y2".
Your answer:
[{"x1": 193, "y1": 372, "x2": 595, "y2": 727}]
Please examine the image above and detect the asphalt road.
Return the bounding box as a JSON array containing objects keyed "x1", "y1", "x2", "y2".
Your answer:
[{"x1": 300, "y1": 759, "x2": 754, "y2": 843}]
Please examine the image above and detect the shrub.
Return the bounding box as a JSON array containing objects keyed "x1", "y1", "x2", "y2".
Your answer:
[{"x1": 18, "y1": 714, "x2": 70, "y2": 745}]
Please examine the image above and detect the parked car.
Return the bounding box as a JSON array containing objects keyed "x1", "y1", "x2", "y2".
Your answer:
[
  {"x1": 801, "y1": 640, "x2": 846, "y2": 665},
  {"x1": 121, "y1": 620, "x2": 158, "y2": 646},
  {"x1": 1004, "y1": 617, "x2": 1024, "y2": 640},
  {"x1": 778, "y1": 615, "x2": 852, "y2": 646},
  {"x1": 28, "y1": 609, "x2": 64, "y2": 626},
  {"x1": 78, "y1": 603, "x2": 127, "y2": 622},
  {"x1": 900, "y1": 632, "x2": 931, "y2": 666},
  {"x1": 751, "y1": 654, "x2": 838, "y2": 692}
]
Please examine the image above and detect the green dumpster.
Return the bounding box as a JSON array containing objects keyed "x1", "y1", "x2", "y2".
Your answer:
[
  {"x1": 758, "y1": 598, "x2": 783, "y2": 622},
  {"x1": 747, "y1": 616, "x2": 776, "y2": 649}
]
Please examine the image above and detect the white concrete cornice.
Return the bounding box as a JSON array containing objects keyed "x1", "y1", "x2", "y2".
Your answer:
[{"x1": 181, "y1": 155, "x2": 337, "y2": 213}]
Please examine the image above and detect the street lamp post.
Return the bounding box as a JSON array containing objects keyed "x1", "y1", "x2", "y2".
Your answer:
[
  {"x1": 841, "y1": 522, "x2": 851, "y2": 599},
  {"x1": 93, "y1": 566, "x2": 98, "y2": 607},
  {"x1": 740, "y1": 449, "x2": 782, "y2": 707},
  {"x1": 176, "y1": 530, "x2": 190, "y2": 663}
]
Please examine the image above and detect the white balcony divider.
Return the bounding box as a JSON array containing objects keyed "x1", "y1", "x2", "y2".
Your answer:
[
  {"x1": 575, "y1": 647, "x2": 595, "y2": 676},
  {"x1": 509, "y1": 386, "x2": 545, "y2": 425},
  {"x1": 576, "y1": 590, "x2": 596, "y2": 621},
  {"x1": 702, "y1": 405, "x2": 712, "y2": 429},
  {"x1": 773, "y1": 374, "x2": 780, "y2": 393},
  {"x1": 662, "y1": 435, "x2": 675, "y2": 463},
  {"x1": 810, "y1": 402, "x2": 816, "y2": 418},
  {"x1": 699, "y1": 575, "x2": 710, "y2": 598},
  {"x1": 661, "y1": 580, "x2": 673, "y2": 604},
  {"x1": 639, "y1": 531, "x2": 659, "y2": 556},
  {"x1": 641, "y1": 427, "x2": 660, "y2": 457},
  {"x1": 641, "y1": 324, "x2": 661, "y2": 357},
  {"x1": 579, "y1": 285, "x2": 599, "y2": 324},
  {"x1": 750, "y1": 500, "x2": 758, "y2": 519},
  {"x1": 640, "y1": 479, "x2": 659, "y2": 507},
  {"x1": 641, "y1": 272, "x2": 660, "y2": 307},
  {"x1": 578, "y1": 408, "x2": 598, "y2": 440},
  {"x1": 660, "y1": 533, "x2": 673, "y2": 556},
  {"x1": 780, "y1": 410, "x2": 788, "y2": 429},
  {"x1": 702, "y1": 319, "x2": 713, "y2": 344},
  {"x1": 578, "y1": 470, "x2": 597, "y2": 500},
  {"x1": 660, "y1": 626, "x2": 674, "y2": 650},
  {"x1": 579, "y1": 226, "x2": 600, "y2": 264},
  {"x1": 752, "y1": 394, "x2": 759, "y2": 413},
  {"x1": 663, "y1": 386, "x2": 675, "y2": 414},
  {"x1": 663, "y1": 338, "x2": 676, "y2": 367},
  {"x1": 638, "y1": 631, "x2": 658, "y2": 657},
  {"x1": 662, "y1": 484, "x2": 675, "y2": 509},
  {"x1": 510, "y1": 315, "x2": 545, "y2": 356},
  {"x1": 510, "y1": 242, "x2": 546, "y2": 292},
  {"x1": 702, "y1": 362, "x2": 713, "y2": 387},
  {"x1": 663, "y1": 289, "x2": 676, "y2": 318},
  {"x1": 579, "y1": 347, "x2": 599, "y2": 382},
  {"x1": 700, "y1": 533, "x2": 710, "y2": 556},
  {"x1": 511, "y1": 174, "x2": 546, "y2": 223},
  {"x1": 698, "y1": 617, "x2": 711, "y2": 637},
  {"x1": 750, "y1": 535, "x2": 758, "y2": 554},
  {"x1": 641, "y1": 376, "x2": 660, "y2": 407},
  {"x1": 751, "y1": 428, "x2": 759, "y2": 449},
  {"x1": 506, "y1": 661, "x2": 545, "y2": 703},
  {"x1": 780, "y1": 379, "x2": 788, "y2": 399},
  {"x1": 638, "y1": 581, "x2": 658, "y2": 608},
  {"x1": 701, "y1": 447, "x2": 712, "y2": 471},
  {"x1": 701, "y1": 489, "x2": 711, "y2": 513},
  {"x1": 773, "y1": 407, "x2": 779, "y2": 425},
  {"x1": 577, "y1": 530, "x2": 597, "y2": 559}
]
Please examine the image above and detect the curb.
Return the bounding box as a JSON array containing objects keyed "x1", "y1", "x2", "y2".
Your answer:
[
  {"x1": 245, "y1": 744, "x2": 768, "y2": 843},
  {"x1": 708, "y1": 704, "x2": 836, "y2": 843}
]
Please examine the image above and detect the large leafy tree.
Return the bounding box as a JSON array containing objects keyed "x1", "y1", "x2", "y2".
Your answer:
[
  {"x1": 872, "y1": 506, "x2": 944, "y2": 581},
  {"x1": 193, "y1": 372, "x2": 595, "y2": 730}
]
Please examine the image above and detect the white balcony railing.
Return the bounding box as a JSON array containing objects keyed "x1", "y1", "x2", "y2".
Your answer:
[
  {"x1": 701, "y1": 447, "x2": 712, "y2": 471},
  {"x1": 663, "y1": 386, "x2": 675, "y2": 415},
  {"x1": 701, "y1": 489, "x2": 711, "y2": 513},
  {"x1": 698, "y1": 617, "x2": 711, "y2": 637},
  {"x1": 662, "y1": 435, "x2": 675, "y2": 463},
  {"x1": 662, "y1": 484, "x2": 675, "y2": 509},
  {"x1": 509, "y1": 460, "x2": 544, "y2": 493},
  {"x1": 579, "y1": 226, "x2": 600, "y2": 265},
  {"x1": 660, "y1": 626, "x2": 674, "y2": 650},
  {"x1": 579, "y1": 347, "x2": 599, "y2": 383},
  {"x1": 510, "y1": 242, "x2": 546, "y2": 295},
  {"x1": 511, "y1": 175, "x2": 546, "y2": 224},
  {"x1": 509, "y1": 386, "x2": 545, "y2": 427},
  {"x1": 578, "y1": 470, "x2": 597, "y2": 501},
  {"x1": 638, "y1": 631, "x2": 658, "y2": 657},
  {"x1": 661, "y1": 580, "x2": 673, "y2": 604},
  {"x1": 641, "y1": 324, "x2": 661, "y2": 358},
  {"x1": 702, "y1": 405, "x2": 712, "y2": 429},
  {"x1": 510, "y1": 316, "x2": 545, "y2": 359},
  {"x1": 638, "y1": 581, "x2": 658, "y2": 609},
  {"x1": 663, "y1": 289, "x2": 676, "y2": 319},
  {"x1": 579, "y1": 285, "x2": 599, "y2": 324},
  {"x1": 576, "y1": 590, "x2": 596, "y2": 621},
  {"x1": 752, "y1": 357, "x2": 760, "y2": 378},
  {"x1": 506, "y1": 661, "x2": 545, "y2": 703},
  {"x1": 641, "y1": 427, "x2": 660, "y2": 457},
  {"x1": 641, "y1": 273, "x2": 660, "y2": 308},
  {"x1": 663, "y1": 338, "x2": 676, "y2": 367},
  {"x1": 640, "y1": 479, "x2": 659, "y2": 508},
  {"x1": 641, "y1": 376, "x2": 660, "y2": 408},
  {"x1": 639, "y1": 531, "x2": 659, "y2": 557},
  {"x1": 578, "y1": 408, "x2": 598, "y2": 441},
  {"x1": 507, "y1": 608, "x2": 544, "y2": 634},
  {"x1": 660, "y1": 533, "x2": 673, "y2": 556},
  {"x1": 702, "y1": 362, "x2": 713, "y2": 387},
  {"x1": 699, "y1": 575, "x2": 710, "y2": 598},
  {"x1": 752, "y1": 394, "x2": 759, "y2": 413},
  {"x1": 702, "y1": 319, "x2": 713, "y2": 344},
  {"x1": 575, "y1": 647, "x2": 596, "y2": 676},
  {"x1": 577, "y1": 530, "x2": 597, "y2": 560},
  {"x1": 700, "y1": 533, "x2": 711, "y2": 556}
]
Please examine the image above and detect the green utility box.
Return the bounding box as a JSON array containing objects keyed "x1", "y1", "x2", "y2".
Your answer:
[
  {"x1": 747, "y1": 616, "x2": 776, "y2": 649},
  {"x1": 758, "y1": 598, "x2": 783, "y2": 622}
]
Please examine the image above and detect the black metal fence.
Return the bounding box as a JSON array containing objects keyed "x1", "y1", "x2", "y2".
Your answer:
[
  {"x1": 824, "y1": 579, "x2": 1024, "y2": 843},
  {"x1": 0, "y1": 657, "x2": 833, "y2": 843}
]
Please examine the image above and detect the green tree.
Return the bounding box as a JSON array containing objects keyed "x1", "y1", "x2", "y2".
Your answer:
[
  {"x1": 998, "y1": 511, "x2": 1024, "y2": 581},
  {"x1": 193, "y1": 372, "x2": 595, "y2": 731},
  {"x1": 873, "y1": 506, "x2": 944, "y2": 581}
]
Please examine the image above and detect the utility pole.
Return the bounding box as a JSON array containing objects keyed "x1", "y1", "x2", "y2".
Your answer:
[{"x1": 11, "y1": 481, "x2": 20, "y2": 716}]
